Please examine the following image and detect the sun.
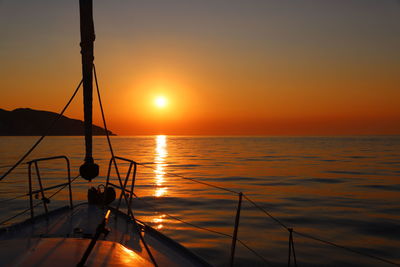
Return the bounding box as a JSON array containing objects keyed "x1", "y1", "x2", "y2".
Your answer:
[{"x1": 154, "y1": 96, "x2": 168, "y2": 108}]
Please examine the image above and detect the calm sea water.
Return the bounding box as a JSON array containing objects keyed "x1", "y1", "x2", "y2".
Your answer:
[{"x1": 0, "y1": 136, "x2": 399, "y2": 266}]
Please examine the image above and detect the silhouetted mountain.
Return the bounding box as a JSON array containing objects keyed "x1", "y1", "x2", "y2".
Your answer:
[{"x1": 0, "y1": 108, "x2": 115, "y2": 136}]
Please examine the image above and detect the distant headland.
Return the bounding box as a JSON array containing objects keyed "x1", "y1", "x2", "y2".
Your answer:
[{"x1": 0, "y1": 108, "x2": 115, "y2": 136}]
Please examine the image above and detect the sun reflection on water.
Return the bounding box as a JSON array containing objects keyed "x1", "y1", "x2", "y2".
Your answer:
[
  {"x1": 152, "y1": 214, "x2": 166, "y2": 230},
  {"x1": 154, "y1": 135, "x2": 167, "y2": 198}
]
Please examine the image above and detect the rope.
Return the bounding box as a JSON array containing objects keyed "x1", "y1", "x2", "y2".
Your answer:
[
  {"x1": 243, "y1": 194, "x2": 399, "y2": 266},
  {"x1": 0, "y1": 175, "x2": 80, "y2": 225},
  {"x1": 107, "y1": 160, "x2": 399, "y2": 265},
  {"x1": 236, "y1": 239, "x2": 272, "y2": 266},
  {"x1": 0, "y1": 80, "x2": 83, "y2": 182},
  {"x1": 293, "y1": 231, "x2": 400, "y2": 266},
  {"x1": 0, "y1": 204, "x2": 38, "y2": 226},
  {"x1": 134, "y1": 194, "x2": 231, "y2": 238},
  {"x1": 93, "y1": 65, "x2": 114, "y2": 161},
  {"x1": 0, "y1": 193, "x2": 28, "y2": 203},
  {"x1": 0, "y1": 165, "x2": 14, "y2": 169},
  {"x1": 106, "y1": 163, "x2": 399, "y2": 266},
  {"x1": 242, "y1": 194, "x2": 289, "y2": 231},
  {"x1": 92, "y1": 66, "x2": 399, "y2": 266},
  {"x1": 138, "y1": 163, "x2": 240, "y2": 195},
  {"x1": 111, "y1": 162, "x2": 400, "y2": 265},
  {"x1": 131, "y1": 193, "x2": 271, "y2": 265},
  {"x1": 93, "y1": 65, "x2": 158, "y2": 267}
]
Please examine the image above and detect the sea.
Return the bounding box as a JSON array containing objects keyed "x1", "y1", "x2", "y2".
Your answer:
[{"x1": 0, "y1": 136, "x2": 399, "y2": 266}]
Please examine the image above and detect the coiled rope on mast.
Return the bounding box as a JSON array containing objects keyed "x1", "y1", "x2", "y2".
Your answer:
[{"x1": 78, "y1": 0, "x2": 99, "y2": 181}]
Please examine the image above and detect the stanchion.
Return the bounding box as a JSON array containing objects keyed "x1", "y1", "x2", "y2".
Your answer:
[
  {"x1": 288, "y1": 228, "x2": 297, "y2": 267},
  {"x1": 229, "y1": 192, "x2": 243, "y2": 266}
]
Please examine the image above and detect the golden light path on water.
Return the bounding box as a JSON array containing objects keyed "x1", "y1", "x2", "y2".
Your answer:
[{"x1": 152, "y1": 135, "x2": 168, "y2": 229}]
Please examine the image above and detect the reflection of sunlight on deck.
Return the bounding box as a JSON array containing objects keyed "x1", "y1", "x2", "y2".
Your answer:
[
  {"x1": 120, "y1": 245, "x2": 150, "y2": 265},
  {"x1": 154, "y1": 135, "x2": 168, "y2": 197}
]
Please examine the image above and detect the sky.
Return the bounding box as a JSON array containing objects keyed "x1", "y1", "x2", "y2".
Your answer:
[{"x1": 1, "y1": 0, "x2": 399, "y2": 135}]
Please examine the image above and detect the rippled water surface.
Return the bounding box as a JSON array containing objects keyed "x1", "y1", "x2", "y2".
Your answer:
[{"x1": 0, "y1": 136, "x2": 399, "y2": 266}]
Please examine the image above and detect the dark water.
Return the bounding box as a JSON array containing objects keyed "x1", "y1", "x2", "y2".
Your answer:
[{"x1": 0, "y1": 136, "x2": 399, "y2": 266}]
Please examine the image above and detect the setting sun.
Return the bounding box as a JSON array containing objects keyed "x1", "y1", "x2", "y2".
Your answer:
[{"x1": 154, "y1": 96, "x2": 168, "y2": 108}]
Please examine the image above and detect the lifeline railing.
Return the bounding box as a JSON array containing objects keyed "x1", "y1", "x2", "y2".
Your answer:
[
  {"x1": 104, "y1": 156, "x2": 158, "y2": 266},
  {"x1": 105, "y1": 156, "x2": 137, "y2": 213},
  {"x1": 0, "y1": 79, "x2": 82, "y2": 224},
  {"x1": 104, "y1": 155, "x2": 400, "y2": 267},
  {"x1": 26, "y1": 155, "x2": 73, "y2": 219},
  {"x1": 105, "y1": 155, "x2": 250, "y2": 266},
  {"x1": 93, "y1": 65, "x2": 399, "y2": 266},
  {"x1": 2, "y1": 154, "x2": 398, "y2": 266},
  {"x1": 0, "y1": 154, "x2": 312, "y2": 266},
  {"x1": 0, "y1": 67, "x2": 398, "y2": 265},
  {"x1": 0, "y1": 156, "x2": 78, "y2": 226}
]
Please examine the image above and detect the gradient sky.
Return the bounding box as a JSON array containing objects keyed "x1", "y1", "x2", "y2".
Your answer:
[{"x1": 1, "y1": 0, "x2": 399, "y2": 135}]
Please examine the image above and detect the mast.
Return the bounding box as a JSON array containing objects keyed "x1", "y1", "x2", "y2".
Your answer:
[{"x1": 79, "y1": 0, "x2": 99, "y2": 181}]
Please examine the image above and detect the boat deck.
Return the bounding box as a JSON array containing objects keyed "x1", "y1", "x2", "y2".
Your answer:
[{"x1": 0, "y1": 203, "x2": 210, "y2": 267}]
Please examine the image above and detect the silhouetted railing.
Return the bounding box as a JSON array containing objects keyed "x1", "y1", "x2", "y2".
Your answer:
[
  {"x1": 26, "y1": 155, "x2": 73, "y2": 218},
  {"x1": 106, "y1": 156, "x2": 398, "y2": 267}
]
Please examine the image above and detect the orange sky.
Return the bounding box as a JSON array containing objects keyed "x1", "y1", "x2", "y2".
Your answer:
[{"x1": 1, "y1": 1, "x2": 399, "y2": 135}]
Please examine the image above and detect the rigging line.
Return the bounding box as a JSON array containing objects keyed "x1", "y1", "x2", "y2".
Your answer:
[
  {"x1": 93, "y1": 65, "x2": 128, "y2": 208},
  {"x1": 0, "y1": 80, "x2": 83, "y2": 182},
  {"x1": 245, "y1": 193, "x2": 399, "y2": 266},
  {"x1": 245, "y1": 192, "x2": 397, "y2": 266},
  {"x1": 293, "y1": 230, "x2": 400, "y2": 267},
  {"x1": 0, "y1": 203, "x2": 38, "y2": 226},
  {"x1": 0, "y1": 165, "x2": 14, "y2": 169},
  {"x1": 0, "y1": 175, "x2": 80, "y2": 225},
  {"x1": 98, "y1": 71, "x2": 237, "y2": 197},
  {"x1": 242, "y1": 194, "x2": 289, "y2": 231},
  {"x1": 137, "y1": 163, "x2": 240, "y2": 195},
  {"x1": 93, "y1": 64, "x2": 127, "y2": 206},
  {"x1": 93, "y1": 65, "x2": 134, "y2": 219},
  {"x1": 47, "y1": 174, "x2": 80, "y2": 199},
  {"x1": 132, "y1": 194, "x2": 272, "y2": 265},
  {"x1": 132, "y1": 193, "x2": 232, "y2": 238},
  {"x1": 93, "y1": 65, "x2": 158, "y2": 267},
  {"x1": 93, "y1": 64, "x2": 395, "y2": 266},
  {"x1": 0, "y1": 193, "x2": 28, "y2": 203},
  {"x1": 236, "y1": 239, "x2": 272, "y2": 266},
  {"x1": 93, "y1": 65, "x2": 114, "y2": 161}
]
